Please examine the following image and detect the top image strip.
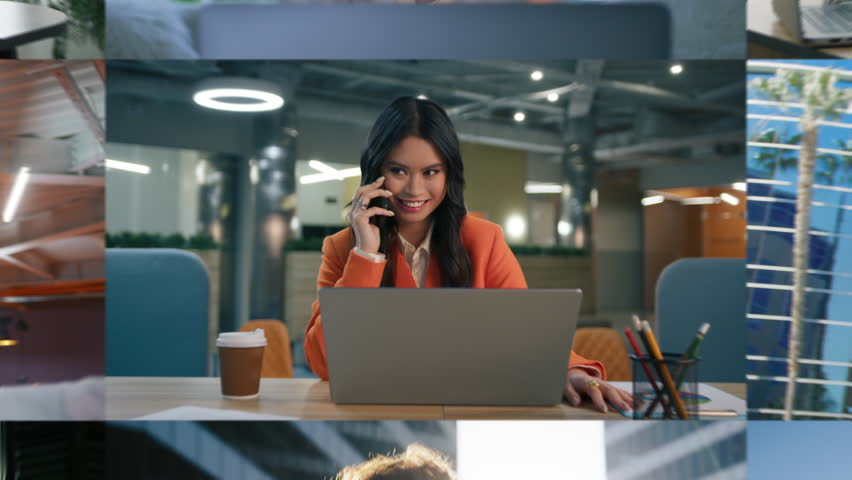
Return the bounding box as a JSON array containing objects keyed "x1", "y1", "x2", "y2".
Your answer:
[
  {"x1": 98, "y1": 1, "x2": 743, "y2": 61},
  {"x1": 748, "y1": 0, "x2": 852, "y2": 59}
]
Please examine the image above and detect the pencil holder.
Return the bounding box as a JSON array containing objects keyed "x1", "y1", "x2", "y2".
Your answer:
[{"x1": 629, "y1": 353, "x2": 699, "y2": 420}]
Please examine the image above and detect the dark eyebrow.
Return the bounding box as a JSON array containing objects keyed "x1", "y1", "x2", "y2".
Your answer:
[{"x1": 385, "y1": 161, "x2": 444, "y2": 170}]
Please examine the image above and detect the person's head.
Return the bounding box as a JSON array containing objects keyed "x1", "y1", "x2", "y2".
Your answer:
[
  {"x1": 335, "y1": 444, "x2": 457, "y2": 480},
  {"x1": 358, "y1": 96, "x2": 471, "y2": 287}
]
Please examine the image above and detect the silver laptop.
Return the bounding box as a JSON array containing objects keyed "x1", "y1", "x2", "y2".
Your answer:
[
  {"x1": 320, "y1": 288, "x2": 582, "y2": 405},
  {"x1": 776, "y1": 0, "x2": 852, "y2": 46},
  {"x1": 196, "y1": 4, "x2": 670, "y2": 59}
]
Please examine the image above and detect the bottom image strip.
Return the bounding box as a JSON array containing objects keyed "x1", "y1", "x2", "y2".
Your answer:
[{"x1": 2, "y1": 421, "x2": 746, "y2": 479}]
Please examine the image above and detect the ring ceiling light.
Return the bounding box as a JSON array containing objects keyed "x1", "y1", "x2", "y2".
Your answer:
[{"x1": 193, "y1": 77, "x2": 284, "y2": 113}]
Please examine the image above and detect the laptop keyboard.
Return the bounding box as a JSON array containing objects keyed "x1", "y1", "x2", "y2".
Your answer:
[{"x1": 802, "y1": 4, "x2": 852, "y2": 35}]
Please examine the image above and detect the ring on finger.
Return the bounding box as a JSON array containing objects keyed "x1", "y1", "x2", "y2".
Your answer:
[
  {"x1": 356, "y1": 199, "x2": 367, "y2": 210},
  {"x1": 586, "y1": 380, "x2": 602, "y2": 389}
]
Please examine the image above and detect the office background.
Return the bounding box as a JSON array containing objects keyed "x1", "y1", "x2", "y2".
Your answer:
[{"x1": 103, "y1": 60, "x2": 746, "y2": 378}]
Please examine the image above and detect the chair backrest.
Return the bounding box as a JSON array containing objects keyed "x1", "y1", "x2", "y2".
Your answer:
[
  {"x1": 196, "y1": 4, "x2": 671, "y2": 59},
  {"x1": 106, "y1": 249, "x2": 209, "y2": 377},
  {"x1": 572, "y1": 327, "x2": 632, "y2": 382},
  {"x1": 239, "y1": 319, "x2": 293, "y2": 378},
  {"x1": 656, "y1": 258, "x2": 745, "y2": 382}
]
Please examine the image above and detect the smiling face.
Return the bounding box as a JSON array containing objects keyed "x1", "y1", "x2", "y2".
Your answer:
[{"x1": 381, "y1": 136, "x2": 447, "y2": 231}]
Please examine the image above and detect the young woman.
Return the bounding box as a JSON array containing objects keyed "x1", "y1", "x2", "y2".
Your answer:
[{"x1": 305, "y1": 96, "x2": 631, "y2": 413}]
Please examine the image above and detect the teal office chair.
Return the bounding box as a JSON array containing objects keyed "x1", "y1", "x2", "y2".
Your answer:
[
  {"x1": 656, "y1": 258, "x2": 746, "y2": 382},
  {"x1": 106, "y1": 249, "x2": 209, "y2": 376}
]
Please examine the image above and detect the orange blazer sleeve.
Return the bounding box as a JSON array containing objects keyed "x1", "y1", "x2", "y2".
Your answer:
[
  {"x1": 304, "y1": 232, "x2": 386, "y2": 380},
  {"x1": 479, "y1": 221, "x2": 607, "y2": 380}
]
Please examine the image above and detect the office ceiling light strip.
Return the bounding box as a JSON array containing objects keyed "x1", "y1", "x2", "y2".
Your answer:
[
  {"x1": 746, "y1": 355, "x2": 852, "y2": 369},
  {"x1": 2, "y1": 167, "x2": 31, "y2": 223},
  {"x1": 747, "y1": 313, "x2": 852, "y2": 328},
  {"x1": 746, "y1": 375, "x2": 852, "y2": 388},
  {"x1": 748, "y1": 408, "x2": 852, "y2": 420}
]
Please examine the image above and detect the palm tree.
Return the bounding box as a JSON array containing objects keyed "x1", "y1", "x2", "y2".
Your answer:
[{"x1": 751, "y1": 67, "x2": 852, "y2": 420}]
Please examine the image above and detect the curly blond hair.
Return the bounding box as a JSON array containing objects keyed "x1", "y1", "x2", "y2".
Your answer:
[{"x1": 335, "y1": 444, "x2": 456, "y2": 480}]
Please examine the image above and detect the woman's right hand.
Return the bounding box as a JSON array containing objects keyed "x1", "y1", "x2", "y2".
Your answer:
[{"x1": 350, "y1": 176, "x2": 395, "y2": 254}]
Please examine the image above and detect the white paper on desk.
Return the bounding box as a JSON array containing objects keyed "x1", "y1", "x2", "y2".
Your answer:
[
  {"x1": 135, "y1": 406, "x2": 297, "y2": 421},
  {"x1": 609, "y1": 382, "x2": 746, "y2": 416}
]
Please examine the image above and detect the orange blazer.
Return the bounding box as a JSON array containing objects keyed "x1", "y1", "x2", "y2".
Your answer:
[{"x1": 304, "y1": 215, "x2": 606, "y2": 380}]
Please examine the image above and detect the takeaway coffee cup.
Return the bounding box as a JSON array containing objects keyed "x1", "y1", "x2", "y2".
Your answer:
[{"x1": 217, "y1": 329, "x2": 267, "y2": 399}]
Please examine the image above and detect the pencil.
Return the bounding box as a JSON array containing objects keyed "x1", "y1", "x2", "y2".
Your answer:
[
  {"x1": 642, "y1": 320, "x2": 689, "y2": 419},
  {"x1": 624, "y1": 326, "x2": 671, "y2": 417},
  {"x1": 645, "y1": 322, "x2": 711, "y2": 415}
]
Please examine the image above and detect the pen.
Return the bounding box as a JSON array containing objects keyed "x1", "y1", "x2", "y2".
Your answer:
[
  {"x1": 642, "y1": 320, "x2": 689, "y2": 419},
  {"x1": 624, "y1": 325, "x2": 671, "y2": 417}
]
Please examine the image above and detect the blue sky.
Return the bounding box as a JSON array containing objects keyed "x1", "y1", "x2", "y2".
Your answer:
[{"x1": 748, "y1": 422, "x2": 852, "y2": 479}]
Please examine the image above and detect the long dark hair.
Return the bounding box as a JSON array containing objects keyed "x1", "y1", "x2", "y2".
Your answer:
[{"x1": 356, "y1": 96, "x2": 472, "y2": 288}]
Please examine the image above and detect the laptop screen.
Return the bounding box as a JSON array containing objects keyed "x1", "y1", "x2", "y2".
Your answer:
[{"x1": 196, "y1": 4, "x2": 671, "y2": 59}]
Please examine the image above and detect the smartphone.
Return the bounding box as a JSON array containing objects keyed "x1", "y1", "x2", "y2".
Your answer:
[{"x1": 369, "y1": 196, "x2": 390, "y2": 228}]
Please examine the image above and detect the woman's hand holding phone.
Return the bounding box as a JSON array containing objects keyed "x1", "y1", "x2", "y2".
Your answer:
[{"x1": 350, "y1": 176, "x2": 395, "y2": 254}]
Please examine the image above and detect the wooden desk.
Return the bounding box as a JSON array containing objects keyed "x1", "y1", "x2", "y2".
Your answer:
[
  {"x1": 748, "y1": 0, "x2": 852, "y2": 58},
  {"x1": 107, "y1": 377, "x2": 745, "y2": 420},
  {"x1": 0, "y1": 1, "x2": 67, "y2": 59}
]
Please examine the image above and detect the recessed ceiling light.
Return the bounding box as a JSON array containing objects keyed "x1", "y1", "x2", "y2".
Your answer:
[
  {"x1": 193, "y1": 77, "x2": 284, "y2": 112},
  {"x1": 530, "y1": 70, "x2": 543, "y2": 81},
  {"x1": 547, "y1": 93, "x2": 559, "y2": 102},
  {"x1": 514, "y1": 112, "x2": 526, "y2": 122},
  {"x1": 670, "y1": 64, "x2": 683, "y2": 75}
]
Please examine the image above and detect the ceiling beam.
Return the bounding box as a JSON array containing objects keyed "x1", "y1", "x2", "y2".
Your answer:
[
  {"x1": 298, "y1": 95, "x2": 565, "y2": 154},
  {"x1": 446, "y1": 82, "x2": 579, "y2": 118},
  {"x1": 568, "y1": 60, "x2": 606, "y2": 119},
  {"x1": 52, "y1": 67, "x2": 105, "y2": 144},
  {"x1": 595, "y1": 130, "x2": 744, "y2": 161},
  {"x1": 301, "y1": 63, "x2": 562, "y2": 116},
  {"x1": 464, "y1": 61, "x2": 744, "y2": 115},
  {"x1": 0, "y1": 254, "x2": 53, "y2": 279}
]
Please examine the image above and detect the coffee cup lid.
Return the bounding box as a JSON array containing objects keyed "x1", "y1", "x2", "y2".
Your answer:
[{"x1": 216, "y1": 329, "x2": 267, "y2": 348}]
